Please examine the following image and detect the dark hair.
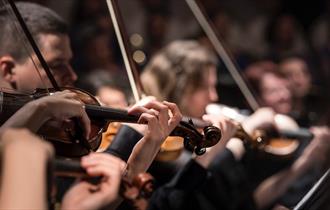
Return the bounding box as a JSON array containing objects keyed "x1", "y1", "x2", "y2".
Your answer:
[
  {"x1": 77, "y1": 69, "x2": 131, "y2": 101},
  {"x1": 0, "y1": 2, "x2": 68, "y2": 62},
  {"x1": 246, "y1": 68, "x2": 287, "y2": 97}
]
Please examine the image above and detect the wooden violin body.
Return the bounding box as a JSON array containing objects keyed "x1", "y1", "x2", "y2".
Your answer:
[
  {"x1": 207, "y1": 103, "x2": 313, "y2": 158},
  {"x1": 0, "y1": 88, "x2": 222, "y2": 157},
  {"x1": 0, "y1": 88, "x2": 105, "y2": 157}
]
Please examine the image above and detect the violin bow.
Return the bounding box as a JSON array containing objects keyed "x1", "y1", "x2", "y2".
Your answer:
[
  {"x1": 185, "y1": 0, "x2": 260, "y2": 111},
  {"x1": 6, "y1": 0, "x2": 60, "y2": 91},
  {"x1": 105, "y1": 0, "x2": 145, "y2": 102}
]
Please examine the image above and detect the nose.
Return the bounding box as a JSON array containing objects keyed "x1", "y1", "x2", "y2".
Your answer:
[
  {"x1": 279, "y1": 87, "x2": 291, "y2": 100},
  {"x1": 63, "y1": 65, "x2": 78, "y2": 86},
  {"x1": 209, "y1": 86, "x2": 219, "y2": 102}
]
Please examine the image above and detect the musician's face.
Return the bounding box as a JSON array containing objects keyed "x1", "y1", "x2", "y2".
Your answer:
[
  {"x1": 182, "y1": 66, "x2": 218, "y2": 118},
  {"x1": 11, "y1": 33, "x2": 77, "y2": 92},
  {"x1": 260, "y1": 73, "x2": 292, "y2": 114},
  {"x1": 96, "y1": 86, "x2": 128, "y2": 108},
  {"x1": 280, "y1": 59, "x2": 311, "y2": 98}
]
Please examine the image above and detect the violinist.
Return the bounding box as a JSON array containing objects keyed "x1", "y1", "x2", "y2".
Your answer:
[
  {"x1": 244, "y1": 61, "x2": 330, "y2": 207},
  {"x1": 138, "y1": 40, "x2": 254, "y2": 209},
  {"x1": 139, "y1": 40, "x2": 330, "y2": 210},
  {"x1": 244, "y1": 64, "x2": 293, "y2": 116},
  {"x1": 279, "y1": 56, "x2": 325, "y2": 127},
  {"x1": 0, "y1": 2, "x2": 89, "y2": 131},
  {"x1": 0, "y1": 3, "x2": 76, "y2": 92},
  {"x1": 0, "y1": 2, "x2": 184, "y2": 209}
]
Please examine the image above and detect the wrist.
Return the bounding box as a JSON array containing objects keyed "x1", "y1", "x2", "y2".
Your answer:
[
  {"x1": 226, "y1": 138, "x2": 245, "y2": 161},
  {"x1": 28, "y1": 99, "x2": 51, "y2": 123},
  {"x1": 143, "y1": 133, "x2": 165, "y2": 148},
  {"x1": 241, "y1": 121, "x2": 255, "y2": 136}
]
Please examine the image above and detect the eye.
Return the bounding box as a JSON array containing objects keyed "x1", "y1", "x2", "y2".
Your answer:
[{"x1": 49, "y1": 63, "x2": 67, "y2": 72}]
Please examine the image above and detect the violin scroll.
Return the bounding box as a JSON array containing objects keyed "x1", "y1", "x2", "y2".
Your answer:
[
  {"x1": 171, "y1": 120, "x2": 221, "y2": 156},
  {"x1": 121, "y1": 173, "x2": 154, "y2": 202}
]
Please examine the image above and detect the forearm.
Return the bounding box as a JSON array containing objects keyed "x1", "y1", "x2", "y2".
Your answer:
[
  {"x1": 195, "y1": 137, "x2": 245, "y2": 168},
  {"x1": 0, "y1": 141, "x2": 49, "y2": 209},
  {"x1": 254, "y1": 155, "x2": 311, "y2": 210},
  {"x1": 2, "y1": 100, "x2": 49, "y2": 132},
  {"x1": 126, "y1": 137, "x2": 161, "y2": 181}
]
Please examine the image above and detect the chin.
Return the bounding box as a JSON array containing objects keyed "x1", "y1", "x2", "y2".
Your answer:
[{"x1": 277, "y1": 107, "x2": 292, "y2": 115}]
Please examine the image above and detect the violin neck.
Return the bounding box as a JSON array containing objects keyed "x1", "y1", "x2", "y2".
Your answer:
[
  {"x1": 84, "y1": 104, "x2": 139, "y2": 123},
  {"x1": 0, "y1": 92, "x2": 33, "y2": 125}
]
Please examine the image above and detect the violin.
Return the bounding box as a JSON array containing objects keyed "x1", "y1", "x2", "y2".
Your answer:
[
  {"x1": 104, "y1": 0, "x2": 221, "y2": 161},
  {"x1": 2, "y1": 0, "x2": 221, "y2": 159},
  {"x1": 53, "y1": 158, "x2": 153, "y2": 210},
  {"x1": 186, "y1": 0, "x2": 315, "y2": 158},
  {"x1": 0, "y1": 88, "x2": 221, "y2": 157},
  {"x1": 206, "y1": 103, "x2": 314, "y2": 157}
]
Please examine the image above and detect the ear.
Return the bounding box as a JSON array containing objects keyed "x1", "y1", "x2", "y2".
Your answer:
[{"x1": 0, "y1": 56, "x2": 16, "y2": 83}]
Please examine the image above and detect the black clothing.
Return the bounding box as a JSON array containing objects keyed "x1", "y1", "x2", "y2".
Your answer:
[
  {"x1": 105, "y1": 125, "x2": 143, "y2": 161},
  {"x1": 105, "y1": 125, "x2": 257, "y2": 210},
  {"x1": 148, "y1": 149, "x2": 256, "y2": 210}
]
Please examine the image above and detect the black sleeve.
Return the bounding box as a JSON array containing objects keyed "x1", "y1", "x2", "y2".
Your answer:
[
  {"x1": 104, "y1": 125, "x2": 143, "y2": 161},
  {"x1": 147, "y1": 159, "x2": 209, "y2": 210},
  {"x1": 147, "y1": 156, "x2": 254, "y2": 210},
  {"x1": 206, "y1": 148, "x2": 257, "y2": 210}
]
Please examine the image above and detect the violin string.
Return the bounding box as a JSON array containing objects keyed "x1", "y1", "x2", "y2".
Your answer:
[{"x1": 2, "y1": 0, "x2": 50, "y2": 94}]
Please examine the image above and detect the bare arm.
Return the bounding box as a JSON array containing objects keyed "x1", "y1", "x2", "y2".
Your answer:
[
  {"x1": 254, "y1": 126, "x2": 330, "y2": 210},
  {"x1": 0, "y1": 128, "x2": 53, "y2": 209}
]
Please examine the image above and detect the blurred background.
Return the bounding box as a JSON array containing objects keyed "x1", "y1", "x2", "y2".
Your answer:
[{"x1": 13, "y1": 0, "x2": 330, "y2": 113}]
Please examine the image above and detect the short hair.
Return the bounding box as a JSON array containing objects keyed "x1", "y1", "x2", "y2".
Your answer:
[
  {"x1": 77, "y1": 69, "x2": 131, "y2": 102},
  {"x1": 0, "y1": 2, "x2": 68, "y2": 62},
  {"x1": 141, "y1": 40, "x2": 217, "y2": 107}
]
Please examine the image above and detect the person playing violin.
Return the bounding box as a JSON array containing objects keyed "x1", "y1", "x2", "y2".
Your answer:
[
  {"x1": 139, "y1": 40, "x2": 330, "y2": 210},
  {"x1": 0, "y1": 3, "x2": 184, "y2": 209},
  {"x1": 0, "y1": 3, "x2": 90, "y2": 131}
]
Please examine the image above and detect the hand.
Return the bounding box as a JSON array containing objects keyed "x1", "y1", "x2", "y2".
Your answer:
[
  {"x1": 125, "y1": 100, "x2": 182, "y2": 180},
  {"x1": 195, "y1": 113, "x2": 245, "y2": 168},
  {"x1": 1, "y1": 90, "x2": 91, "y2": 138},
  {"x1": 242, "y1": 107, "x2": 276, "y2": 135},
  {"x1": 123, "y1": 96, "x2": 157, "y2": 135},
  {"x1": 203, "y1": 114, "x2": 238, "y2": 144},
  {"x1": 128, "y1": 100, "x2": 182, "y2": 145},
  {"x1": 61, "y1": 153, "x2": 126, "y2": 210},
  {"x1": 35, "y1": 90, "x2": 91, "y2": 138}
]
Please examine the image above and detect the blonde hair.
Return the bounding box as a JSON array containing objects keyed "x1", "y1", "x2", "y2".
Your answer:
[{"x1": 141, "y1": 40, "x2": 217, "y2": 110}]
